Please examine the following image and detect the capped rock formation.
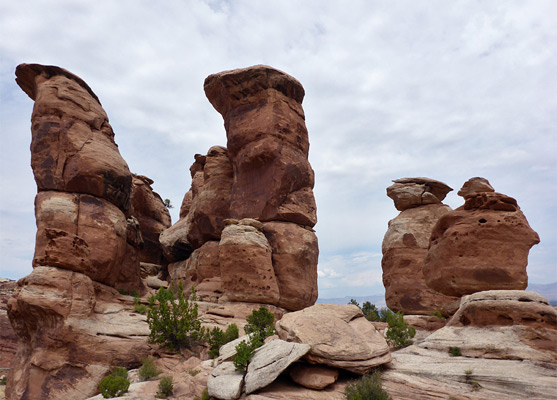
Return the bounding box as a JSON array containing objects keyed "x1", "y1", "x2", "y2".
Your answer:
[
  {"x1": 424, "y1": 181, "x2": 540, "y2": 297},
  {"x1": 382, "y1": 178, "x2": 459, "y2": 315},
  {"x1": 7, "y1": 64, "x2": 150, "y2": 400},
  {"x1": 162, "y1": 65, "x2": 318, "y2": 311}
]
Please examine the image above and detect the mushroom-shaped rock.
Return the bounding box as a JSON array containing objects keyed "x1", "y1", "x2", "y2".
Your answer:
[
  {"x1": 204, "y1": 65, "x2": 317, "y2": 226},
  {"x1": 244, "y1": 339, "x2": 311, "y2": 394},
  {"x1": 424, "y1": 192, "x2": 540, "y2": 297},
  {"x1": 457, "y1": 177, "x2": 495, "y2": 198},
  {"x1": 387, "y1": 177, "x2": 452, "y2": 211},
  {"x1": 276, "y1": 304, "x2": 391, "y2": 374},
  {"x1": 15, "y1": 63, "x2": 133, "y2": 212}
]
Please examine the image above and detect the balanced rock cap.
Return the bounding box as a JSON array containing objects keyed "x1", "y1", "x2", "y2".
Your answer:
[{"x1": 458, "y1": 177, "x2": 495, "y2": 198}]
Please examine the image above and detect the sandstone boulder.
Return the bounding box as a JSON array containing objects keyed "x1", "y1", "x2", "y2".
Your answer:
[
  {"x1": 457, "y1": 176, "x2": 495, "y2": 197},
  {"x1": 204, "y1": 65, "x2": 317, "y2": 227},
  {"x1": 276, "y1": 304, "x2": 391, "y2": 374},
  {"x1": 382, "y1": 203, "x2": 459, "y2": 315},
  {"x1": 130, "y1": 174, "x2": 171, "y2": 265},
  {"x1": 159, "y1": 217, "x2": 193, "y2": 262},
  {"x1": 16, "y1": 63, "x2": 132, "y2": 212},
  {"x1": 289, "y1": 364, "x2": 339, "y2": 390},
  {"x1": 219, "y1": 219, "x2": 280, "y2": 305},
  {"x1": 387, "y1": 177, "x2": 452, "y2": 211},
  {"x1": 244, "y1": 339, "x2": 311, "y2": 394},
  {"x1": 208, "y1": 361, "x2": 244, "y2": 400},
  {"x1": 262, "y1": 222, "x2": 318, "y2": 311},
  {"x1": 424, "y1": 192, "x2": 540, "y2": 297}
]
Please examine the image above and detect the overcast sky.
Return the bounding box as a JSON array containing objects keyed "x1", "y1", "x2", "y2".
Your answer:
[{"x1": 1, "y1": 0, "x2": 555, "y2": 299}]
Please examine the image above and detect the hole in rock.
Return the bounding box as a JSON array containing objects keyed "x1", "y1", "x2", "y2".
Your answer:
[{"x1": 479, "y1": 218, "x2": 487, "y2": 224}]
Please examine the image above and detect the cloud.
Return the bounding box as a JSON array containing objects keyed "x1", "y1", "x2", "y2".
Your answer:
[{"x1": 0, "y1": 0, "x2": 555, "y2": 297}]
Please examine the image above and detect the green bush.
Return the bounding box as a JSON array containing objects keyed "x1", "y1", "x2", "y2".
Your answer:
[
  {"x1": 448, "y1": 346, "x2": 462, "y2": 357},
  {"x1": 117, "y1": 288, "x2": 129, "y2": 295},
  {"x1": 0, "y1": 376, "x2": 6, "y2": 385},
  {"x1": 429, "y1": 311, "x2": 446, "y2": 320},
  {"x1": 193, "y1": 388, "x2": 210, "y2": 400},
  {"x1": 385, "y1": 312, "x2": 416, "y2": 349},
  {"x1": 345, "y1": 372, "x2": 392, "y2": 400},
  {"x1": 233, "y1": 334, "x2": 263, "y2": 371},
  {"x1": 146, "y1": 283, "x2": 206, "y2": 351},
  {"x1": 348, "y1": 300, "x2": 393, "y2": 322},
  {"x1": 208, "y1": 324, "x2": 240, "y2": 358},
  {"x1": 98, "y1": 367, "x2": 130, "y2": 398},
  {"x1": 244, "y1": 307, "x2": 276, "y2": 339},
  {"x1": 156, "y1": 376, "x2": 173, "y2": 399},
  {"x1": 138, "y1": 357, "x2": 161, "y2": 381}
]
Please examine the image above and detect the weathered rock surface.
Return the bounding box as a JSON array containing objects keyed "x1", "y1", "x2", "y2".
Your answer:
[
  {"x1": 33, "y1": 191, "x2": 142, "y2": 291},
  {"x1": 219, "y1": 219, "x2": 280, "y2": 305},
  {"x1": 382, "y1": 203, "x2": 459, "y2": 315},
  {"x1": 417, "y1": 290, "x2": 557, "y2": 363},
  {"x1": 382, "y1": 345, "x2": 557, "y2": 400},
  {"x1": 289, "y1": 364, "x2": 339, "y2": 390},
  {"x1": 16, "y1": 63, "x2": 132, "y2": 212},
  {"x1": 159, "y1": 217, "x2": 192, "y2": 262},
  {"x1": 424, "y1": 192, "x2": 540, "y2": 297},
  {"x1": 0, "y1": 279, "x2": 17, "y2": 370},
  {"x1": 276, "y1": 304, "x2": 391, "y2": 374},
  {"x1": 204, "y1": 65, "x2": 317, "y2": 227},
  {"x1": 130, "y1": 174, "x2": 171, "y2": 265},
  {"x1": 208, "y1": 361, "x2": 244, "y2": 400},
  {"x1": 387, "y1": 177, "x2": 452, "y2": 211},
  {"x1": 457, "y1": 177, "x2": 495, "y2": 197},
  {"x1": 245, "y1": 340, "x2": 311, "y2": 394},
  {"x1": 262, "y1": 222, "x2": 318, "y2": 311},
  {"x1": 6, "y1": 266, "x2": 152, "y2": 400}
]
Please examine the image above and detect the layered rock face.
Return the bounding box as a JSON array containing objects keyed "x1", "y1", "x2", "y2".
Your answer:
[
  {"x1": 424, "y1": 180, "x2": 540, "y2": 297},
  {"x1": 130, "y1": 174, "x2": 171, "y2": 265},
  {"x1": 382, "y1": 178, "x2": 458, "y2": 315},
  {"x1": 163, "y1": 65, "x2": 318, "y2": 311},
  {"x1": 7, "y1": 64, "x2": 150, "y2": 400}
]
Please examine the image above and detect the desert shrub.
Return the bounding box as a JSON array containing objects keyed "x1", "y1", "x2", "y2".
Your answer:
[
  {"x1": 244, "y1": 307, "x2": 275, "y2": 339},
  {"x1": 156, "y1": 376, "x2": 173, "y2": 399},
  {"x1": 188, "y1": 369, "x2": 200, "y2": 376},
  {"x1": 349, "y1": 300, "x2": 393, "y2": 322},
  {"x1": 385, "y1": 312, "x2": 416, "y2": 349},
  {"x1": 208, "y1": 324, "x2": 240, "y2": 358},
  {"x1": 117, "y1": 288, "x2": 129, "y2": 295},
  {"x1": 449, "y1": 346, "x2": 462, "y2": 357},
  {"x1": 147, "y1": 283, "x2": 206, "y2": 351},
  {"x1": 233, "y1": 334, "x2": 264, "y2": 371},
  {"x1": 193, "y1": 388, "x2": 210, "y2": 400},
  {"x1": 138, "y1": 357, "x2": 161, "y2": 381},
  {"x1": 345, "y1": 371, "x2": 392, "y2": 400},
  {"x1": 98, "y1": 367, "x2": 130, "y2": 398},
  {"x1": 429, "y1": 311, "x2": 446, "y2": 320},
  {"x1": 130, "y1": 290, "x2": 139, "y2": 298},
  {"x1": 0, "y1": 376, "x2": 6, "y2": 385}
]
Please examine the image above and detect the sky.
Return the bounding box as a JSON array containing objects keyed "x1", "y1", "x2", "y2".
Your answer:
[{"x1": 0, "y1": 0, "x2": 556, "y2": 299}]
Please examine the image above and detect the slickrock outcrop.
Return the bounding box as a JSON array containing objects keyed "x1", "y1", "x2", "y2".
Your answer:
[
  {"x1": 130, "y1": 174, "x2": 171, "y2": 265},
  {"x1": 276, "y1": 304, "x2": 391, "y2": 374},
  {"x1": 381, "y1": 290, "x2": 557, "y2": 399},
  {"x1": 420, "y1": 290, "x2": 557, "y2": 362},
  {"x1": 424, "y1": 186, "x2": 540, "y2": 297},
  {"x1": 382, "y1": 178, "x2": 458, "y2": 315},
  {"x1": 7, "y1": 64, "x2": 148, "y2": 400},
  {"x1": 7, "y1": 267, "x2": 152, "y2": 400},
  {"x1": 163, "y1": 66, "x2": 318, "y2": 311}
]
